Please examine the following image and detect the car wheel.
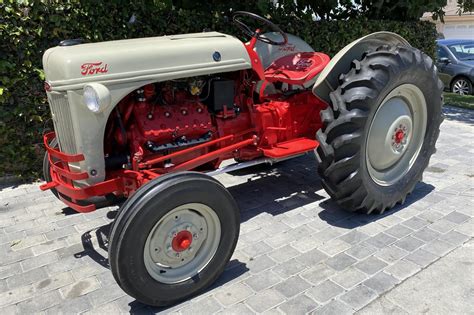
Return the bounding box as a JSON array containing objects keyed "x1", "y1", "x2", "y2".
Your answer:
[{"x1": 451, "y1": 77, "x2": 472, "y2": 95}]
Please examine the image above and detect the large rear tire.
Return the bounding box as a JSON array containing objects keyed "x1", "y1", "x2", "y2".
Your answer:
[
  {"x1": 316, "y1": 45, "x2": 443, "y2": 214},
  {"x1": 108, "y1": 172, "x2": 240, "y2": 306}
]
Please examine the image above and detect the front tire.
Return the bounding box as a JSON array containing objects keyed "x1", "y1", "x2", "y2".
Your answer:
[
  {"x1": 42, "y1": 138, "x2": 59, "y2": 199},
  {"x1": 316, "y1": 45, "x2": 443, "y2": 214},
  {"x1": 108, "y1": 172, "x2": 240, "y2": 306}
]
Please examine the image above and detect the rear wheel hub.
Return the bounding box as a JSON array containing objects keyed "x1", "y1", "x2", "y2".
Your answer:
[{"x1": 366, "y1": 84, "x2": 427, "y2": 186}]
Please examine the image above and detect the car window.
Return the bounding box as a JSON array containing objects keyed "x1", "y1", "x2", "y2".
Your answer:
[
  {"x1": 437, "y1": 46, "x2": 449, "y2": 60},
  {"x1": 447, "y1": 42, "x2": 474, "y2": 60}
]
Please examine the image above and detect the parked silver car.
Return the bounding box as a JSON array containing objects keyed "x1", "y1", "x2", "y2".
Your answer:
[{"x1": 436, "y1": 39, "x2": 474, "y2": 95}]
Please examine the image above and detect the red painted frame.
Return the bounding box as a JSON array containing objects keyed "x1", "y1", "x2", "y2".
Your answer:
[{"x1": 41, "y1": 35, "x2": 330, "y2": 213}]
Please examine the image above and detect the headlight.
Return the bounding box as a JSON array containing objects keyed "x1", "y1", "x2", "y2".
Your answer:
[{"x1": 83, "y1": 83, "x2": 111, "y2": 113}]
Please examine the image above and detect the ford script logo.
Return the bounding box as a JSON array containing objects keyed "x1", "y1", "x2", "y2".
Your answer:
[{"x1": 81, "y1": 62, "x2": 109, "y2": 76}]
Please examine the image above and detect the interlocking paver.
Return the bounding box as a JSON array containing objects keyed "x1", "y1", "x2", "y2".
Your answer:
[
  {"x1": 354, "y1": 256, "x2": 388, "y2": 275},
  {"x1": 316, "y1": 299, "x2": 354, "y2": 315},
  {"x1": 6, "y1": 266, "x2": 49, "y2": 290},
  {"x1": 244, "y1": 271, "x2": 281, "y2": 292},
  {"x1": 439, "y1": 230, "x2": 470, "y2": 245},
  {"x1": 180, "y1": 296, "x2": 222, "y2": 314},
  {"x1": 362, "y1": 271, "x2": 399, "y2": 294},
  {"x1": 271, "y1": 257, "x2": 307, "y2": 279},
  {"x1": 295, "y1": 248, "x2": 328, "y2": 267},
  {"x1": 385, "y1": 259, "x2": 421, "y2": 281},
  {"x1": 365, "y1": 233, "x2": 397, "y2": 249},
  {"x1": 214, "y1": 283, "x2": 253, "y2": 306},
  {"x1": 443, "y1": 211, "x2": 470, "y2": 224},
  {"x1": 267, "y1": 245, "x2": 300, "y2": 263},
  {"x1": 331, "y1": 267, "x2": 368, "y2": 290},
  {"x1": 340, "y1": 285, "x2": 378, "y2": 311},
  {"x1": 404, "y1": 248, "x2": 439, "y2": 267},
  {"x1": 274, "y1": 275, "x2": 311, "y2": 298},
  {"x1": 300, "y1": 262, "x2": 336, "y2": 285},
  {"x1": 246, "y1": 288, "x2": 285, "y2": 312},
  {"x1": 0, "y1": 106, "x2": 472, "y2": 313},
  {"x1": 17, "y1": 290, "x2": 62, "y2": 313},
  {"x1": 278, "y1": 293, "x2": 318, "y2": 313},
  {"x1": 325, "y1": 252, "x2": 357, "y2": 271},
  {"x1": 338, "y1": 230, "x2": 370, "y2": 245},
  {"x1": 422, "y1": 239, "x2": 457, "y2": 256},
  {"x1": 412, "y1": 227, "x2": 441, "y2": 242},
  {"x1": 374, "y1": 245, "x2": 409, "y2": 263},
  {"x1": 307, "y1": 279, "x2": 344, "y2": 303},
  {"x1": 393, "y1": 236, "x2": 425, "y2": 252},
  {"x1": 345, "y1": 243, "x2": 378, "y2": 260}
]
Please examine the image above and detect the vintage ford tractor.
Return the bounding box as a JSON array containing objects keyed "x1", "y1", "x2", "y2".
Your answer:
[{"x1": 40, "y1": 12, "x2": 443, "y2": 306}]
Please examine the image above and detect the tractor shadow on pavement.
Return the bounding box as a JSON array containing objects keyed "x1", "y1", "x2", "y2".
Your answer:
[
  {"x1": 317, "y1": 181, "x2": 434, "y2": 229},
  {"x1": 76, "y1": 154, "x2": 434, "y2": 313}
]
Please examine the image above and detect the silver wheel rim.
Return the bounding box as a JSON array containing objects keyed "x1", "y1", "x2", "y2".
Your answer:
[
  {"x1": 452, "y1": 79, "x2": 470, "y2": 95},
  {"x1": 366, "y1": 84, "x2": 427, "y2": 186},
  {"x1": 143, "y1": 203, "x2": 221, "y2": 284}
]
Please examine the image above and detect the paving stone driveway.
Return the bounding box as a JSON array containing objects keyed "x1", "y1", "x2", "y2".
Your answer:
[{"x1": 1, "y1": 105, "x2": 473, "y2": 314}]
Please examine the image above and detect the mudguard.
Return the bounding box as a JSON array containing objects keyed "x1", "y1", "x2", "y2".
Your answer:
[{"x1": 312, "y1": 32, "x2": 411, "y2": 103}]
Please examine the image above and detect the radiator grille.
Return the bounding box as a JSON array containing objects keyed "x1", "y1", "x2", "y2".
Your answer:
[{"x1": 48, "y1": 93, "x2": 77, "y2": 154}]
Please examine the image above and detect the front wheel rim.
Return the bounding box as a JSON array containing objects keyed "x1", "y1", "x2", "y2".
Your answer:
[
  {"x1": 366, "y1": 84, "x2": 427, "y2": 186},
  {"x1": 143, "y1": 203, "x2": 221, "y2": 284},
  {"x1": 453, "y1": 79, "x2": 470, "y2": 95}
]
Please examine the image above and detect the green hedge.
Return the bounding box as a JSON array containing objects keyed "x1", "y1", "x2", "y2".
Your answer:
[{"x1": 0, "y1": 1, "x2": 437, "y2": 180}]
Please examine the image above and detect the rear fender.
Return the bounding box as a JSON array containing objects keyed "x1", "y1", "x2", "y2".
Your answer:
[{"x1": 312, "y1": 32, "x2": 411, "y2": 103}]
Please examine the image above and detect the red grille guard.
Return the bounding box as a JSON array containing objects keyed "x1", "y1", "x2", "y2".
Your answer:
[{"x1": 40, "y1": 132, "x2": 124, "y2": 213}]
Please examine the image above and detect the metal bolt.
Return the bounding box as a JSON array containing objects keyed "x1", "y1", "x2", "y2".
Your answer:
[
  {"x1": 193, "y1": 233, "x2": 198, "y2": 239},
  {"x1": 165, "y1": 112, "x2": 171, "y2": 118},
  {"x1": 175, "y1": 252, "x2": 180, "y2": 257},
  {"x1": 167, "y1": 246, "x2": 172, "y2": 251}
]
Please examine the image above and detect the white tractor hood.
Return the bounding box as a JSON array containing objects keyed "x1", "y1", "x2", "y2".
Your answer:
[{"x1": 43, "y1": 32, "x2": 252, "y2": 90}]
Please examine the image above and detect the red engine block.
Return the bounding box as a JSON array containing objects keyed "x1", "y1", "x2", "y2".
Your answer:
[{"x1": 130, "y1": 92, "x2": 214, "y2": 147}]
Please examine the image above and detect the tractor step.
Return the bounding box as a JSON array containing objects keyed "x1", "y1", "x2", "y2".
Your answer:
[{"x1": 263, "y1": 138, "x2": 318, "y2": 158}]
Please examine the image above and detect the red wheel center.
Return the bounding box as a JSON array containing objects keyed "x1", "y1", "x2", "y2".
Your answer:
[
  {"x1": 172, "y1": 230, "x2": 193, "y2": 252},
  {"x1": 394, "y1": 130, "x2": 405, "y2": 144}
]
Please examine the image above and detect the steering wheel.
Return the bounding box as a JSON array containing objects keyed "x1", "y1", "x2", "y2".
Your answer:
[{"x1": 232, "y1": 11, "x2": 288, "y2": 46}]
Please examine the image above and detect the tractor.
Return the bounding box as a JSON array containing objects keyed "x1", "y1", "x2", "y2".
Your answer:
[{"x1": 40, "y1": 12, "x2": 443, "y2": 306}]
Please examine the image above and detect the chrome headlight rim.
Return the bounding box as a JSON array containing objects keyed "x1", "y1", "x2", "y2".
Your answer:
[{"x1": 83, "y1": 83, "x2": 111, "y2": 113}]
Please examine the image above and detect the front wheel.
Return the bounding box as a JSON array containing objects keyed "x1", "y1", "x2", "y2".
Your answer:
[
  {"x1": 108, "y1": 172, "x2": 240, "y2": 306},
  {"x1": 42, "y1": 138, "x2": 59, "y2": 199},
  {"x1": 316, "y1": 44, "x2": 443, "y2": 214}
]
